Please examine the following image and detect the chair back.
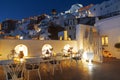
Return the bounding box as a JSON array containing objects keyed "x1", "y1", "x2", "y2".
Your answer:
[
  {"x1": 2, "y1": 62, "x2": 24, "y2": 80},
  {"x1": 25, "y1": 57, "x2": 41, "y2": 70}
]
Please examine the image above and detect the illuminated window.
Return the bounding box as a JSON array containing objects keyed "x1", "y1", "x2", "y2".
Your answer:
[{"x1": 102, "y1": 36, "x2": 108, "y2": 46}]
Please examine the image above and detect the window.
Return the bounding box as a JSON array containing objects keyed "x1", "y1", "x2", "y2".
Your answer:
[
  {"x1": 101, "y1": 36, "x2": 108, "y2": 46},
  {"x1": 105, "y1": 4, "x2": 110, "y2": 8},
  {"x1": 69, "y1": 26, "x2": 72, "y2": 30},
  {"x1": 100, "y1": 7, "x2": 103, "y2": 10},
  {"x1": 69, "y1": 20, "x2": 73, "y2": 25}
]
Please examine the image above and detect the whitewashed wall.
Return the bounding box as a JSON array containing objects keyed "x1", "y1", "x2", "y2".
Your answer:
[
  {"x1": 90, "y1": 0, "x2": 120, "y2": 16},
  {"x1": 0, "y1": 40, "x2": 77, "y2": 59},
  {"x1": 76, "y1": 24, "x2": 103, "y2": 62},
  {"x1": 96, "y1": 15, "x2": 120, "y2": 58}
]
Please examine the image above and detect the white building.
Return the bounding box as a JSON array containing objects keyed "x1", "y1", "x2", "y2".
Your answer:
[
  {"x1": 63, "y1": 13, "x2": 77, "y2": 40},
  {"x1": 96, "y1": 15, "x2": 120, "y2": 59},
  {"x1": 76, "y1": 24, "x2": 102, "y2": 62},
  {"x1": 78, "y1": 4, "x2": 94, "y2": 17},
  {"x1": 90, "y1": 0, "x2": 120, "y2": 17},
  {"x1": 69, "y1": 4, "x2": 83, "y2": 13}
]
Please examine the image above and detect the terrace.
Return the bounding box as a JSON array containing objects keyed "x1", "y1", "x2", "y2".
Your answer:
[
  {"x1": 0, "y1": 58, "x2": 120, "y2": 80},
  {"x1": 0, "y1": 24, "x2": 103, "y2": 80}
]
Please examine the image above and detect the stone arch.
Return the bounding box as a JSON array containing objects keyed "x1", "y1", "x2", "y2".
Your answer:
[{"x1": 14, "y1": 44, "x2": 28, "y2": 57}]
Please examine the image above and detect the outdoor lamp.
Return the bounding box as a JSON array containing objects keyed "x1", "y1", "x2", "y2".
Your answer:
[{"x1": 87, "y1": 52, "x2": 94, "y2": 65}]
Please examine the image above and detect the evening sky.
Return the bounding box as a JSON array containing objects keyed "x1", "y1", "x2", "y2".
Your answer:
[{"x1": 0, "y1": 0, "x2": 106, "y2": 22}]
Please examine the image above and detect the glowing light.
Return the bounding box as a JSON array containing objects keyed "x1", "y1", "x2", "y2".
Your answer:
[
  {"x1": 14, "y1": 57, "x2": 25, "y2": 63},
  {"x1": 42, "y1": 44, "x2": 52, "y2": 57},
  {"x1": 64, "y1": 44, "x2": 70, "y2": 51},
  {"x1": 20, "y1": 58, "x2": 25, "y2": 63},
  {"x1": 72, "y1": 54, "x2": 76, "y2": 57},
  {"x1": 19, "y1": 36, "x2": 23, "y2": 39},
  {"x1": 63, "y1": 44, "x2": 71, "y2": 56},
  {"x1": 19, "y1": 45, "x2": 24, "y2": 51},
  {"x1": 101, "y1": 36, "x2": 108, "y2": 46},
  {"x1": 88, "y1": 59, "x2": 93, "y2": 66},
  {"x1": 82, "y1": 51, "x2": 94, "y2": 66},
  {"x1": 14, "y1": 44, "x2": 28, "y2": 57},
  {"x1": 87, "y1": 52, "x2": 94, "y2": 66},
  {"x1": 82, "y1": 51, "x2": 88, "y2": 60}
]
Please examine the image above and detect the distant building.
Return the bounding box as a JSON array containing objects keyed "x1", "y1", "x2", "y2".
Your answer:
[
  {"x1": 63, "y1": 13, "x2": 77, "y2": 40},
  {"x1": 69, "y1": 4, "x2": 83, "y2": 13},
  {"x1": 78, "y1": 4, "x2": 94, "y2": 17},
  {"x1": 96, "y1": 15, "x2": 120, "y2": 58},
  {"x1": 90, "y1": 0, "x2": 120, "y2": 17},
  {"x1": 2, "y1": 19, "x2": 18, "y2": 33}
]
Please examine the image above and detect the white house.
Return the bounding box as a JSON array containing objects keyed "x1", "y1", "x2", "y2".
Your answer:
[
  {"x1": 90, "y1": 0, "x2": 120, "y2": 16},
  {"x1": 95, "y1": 15, "x2": 120, "y2": 59}
]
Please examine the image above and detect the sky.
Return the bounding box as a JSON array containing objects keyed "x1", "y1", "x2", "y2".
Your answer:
[{"x1": 0, "y1": 0, "x2": 106, "y2": 22}]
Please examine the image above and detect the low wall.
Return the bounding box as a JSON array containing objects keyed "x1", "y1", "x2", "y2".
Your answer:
[{"x1": 0, "y1": 40, "x2": 77, "y2": 59}]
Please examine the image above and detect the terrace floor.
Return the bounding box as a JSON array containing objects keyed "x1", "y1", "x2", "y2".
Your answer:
[{"x1": 0, "y1": 58, "x2": 120, "y2": 80}]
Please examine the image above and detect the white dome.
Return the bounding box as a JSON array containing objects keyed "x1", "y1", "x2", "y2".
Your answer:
[{"x1": 70, "y1": 4, "x2": 83, "y2": 13}]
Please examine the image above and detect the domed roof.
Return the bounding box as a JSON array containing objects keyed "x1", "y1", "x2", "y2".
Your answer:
[{"x1": 70, "y1": 4, "x2": 83, "y2": 13}]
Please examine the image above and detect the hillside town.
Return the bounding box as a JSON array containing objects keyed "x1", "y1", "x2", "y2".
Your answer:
[
  {"x1": 0, "y1": 0, "x2": 120, "y2": 80},
  {"x1": 0, "y1": 0, "x2": 119, "y2": 41}
]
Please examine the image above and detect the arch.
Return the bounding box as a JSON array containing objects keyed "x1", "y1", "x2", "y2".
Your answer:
[
  {"x1": 62, "y1": 44, "x2": 71, "y2": 55},
  {"x1": 63, "y1": 44, "x2": 71, "y2": 51},
  {"x1": 42, "y1": 44, "x2": 53, "y2": 56},
  {"x1": 14, "y1": 44, "x2": 28, "y2": 57},
  {"x1": 63, "y1": 44, "x2": 77, "y2": 55}
]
